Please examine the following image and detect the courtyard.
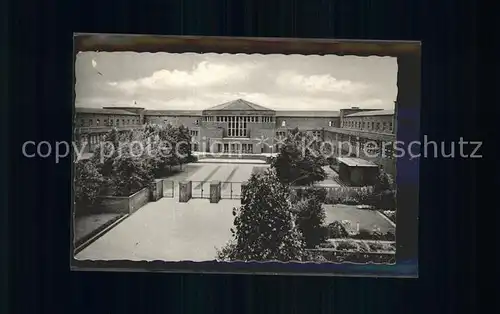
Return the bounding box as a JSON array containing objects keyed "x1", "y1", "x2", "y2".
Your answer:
[{"x1": 75, "y1": 161, "x2": 392, "y2": 261}]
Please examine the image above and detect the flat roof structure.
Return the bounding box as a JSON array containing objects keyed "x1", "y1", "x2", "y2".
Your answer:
[
  {"x1": 345, "y1": 109, "x2": 395, "y2": 117},
  {"x1": 337, "y1": 157, "x2": 378, "y2": 167}
]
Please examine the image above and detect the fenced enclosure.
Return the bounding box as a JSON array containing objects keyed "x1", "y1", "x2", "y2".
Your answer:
[
  {"x1": 220, "y1": 182, "x2": 241, "y2": 199},
  {"x1": 191, "y1": 181, "x2": 211, "y2": 199},
  {"x1": 189, "y1": 181, "x2": 242, "y2": 200}
]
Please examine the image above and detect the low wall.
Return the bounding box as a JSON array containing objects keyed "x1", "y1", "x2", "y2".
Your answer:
[
  {"x1": 95, "y1": 187, "x2": 150, "y2": 215},
  {"x1": 129, "y1": 188, "x2": 150, "y2": 214}
]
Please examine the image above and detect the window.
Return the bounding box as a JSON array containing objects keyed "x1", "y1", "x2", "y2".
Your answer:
[
  {"x1": 376, "y1": 122, "x2": 381, "y2": 130},
  {"x1": 80, "y1": 119, "x2": 84, "y2": 126},
  {"x1": 227, "y1": 116, "x2": 247, "y2": 137},
  {"x1": 281, "y1": 120, "x2": 286, "y2": 127},
  {"x1": 362, "y1": 122, "x2": 365, "y2": 128},
  {"x1": 216, "y1": 116, "x2": 220, "y2": 122},
  {"x1": 89, "y1": 119, "x2": 93, "y2": 126},
  {"x1": 371, "y1": 122, "x2": 374, "y2": 129},
  {"x1": 96, "y1": 119, "x2": 100, "y2": 126},
  {"x1": 116, "y1": 119, "x2": 119, "y2": 126},
  {"x1": 383, "y1": 122, "x2": 387, "y2": 131},
  {"x1": 383, "y1": 142, "x2": 394, "y2": 158},
  {"x1": 127, "y1": 119, "x2": 130, "y2": 125},
  {"x1": 328, "y1": 121, "x2": 333, "y2": 127},
  {"x1": 242, "y1": 143, "x2": 254, "y2": 154},
  {"x1": 389, "y1": 122, "x2": 393, "y2": 131},
  {"x1": 195, "y1": 119, "x2": 199, "y2": 125}
]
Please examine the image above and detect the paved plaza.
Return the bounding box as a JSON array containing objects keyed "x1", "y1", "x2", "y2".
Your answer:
[{"x1": 75, "y1": 198, "x2": 238, "y2": 261}]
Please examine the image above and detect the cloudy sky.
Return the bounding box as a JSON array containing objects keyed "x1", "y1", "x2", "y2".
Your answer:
[{"x1": 75, "y1": 52, "x2": 397, "y2": 111}]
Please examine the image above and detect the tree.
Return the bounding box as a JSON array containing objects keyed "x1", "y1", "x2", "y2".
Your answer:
[
  {"x1": 173, "y1": 125, "x2": 192, "y2": 170},
  {"x1": 110, "y1": 154, "x2": 154, "y2": 196},
  {"x1": 373, "y1": 168, "x2": 396, "y2": 210},
  {"x1": 374, "y1": 168, "x2": 394, "y2": 193},
  {"x1": 216, "y1": 169, "x2": 306, "y2": 261},
  {"x1": 326, "y1": 221, "x2": 349, "y2": 238},
  {"x1": 91, "y1": 128, "x2": 132, "y2": 178},
  {"x1": 271, "y1": 128, "x2": 326, "y2": 186},
  {"x1": 292, "y1": 189, "x2": 327, "y2": 248},
  {"x1": 74, "y1": 159, "x2": 104, "y2": 206}
]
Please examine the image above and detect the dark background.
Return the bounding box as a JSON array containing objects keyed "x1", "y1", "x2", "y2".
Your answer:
[{"x1": 3, "y1": 0, "x2": 479, "y2": 313}]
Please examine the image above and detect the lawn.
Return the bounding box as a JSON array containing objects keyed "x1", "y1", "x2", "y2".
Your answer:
[{"x1": 323, "y1": 204, "x2": 395, "y2": 234}]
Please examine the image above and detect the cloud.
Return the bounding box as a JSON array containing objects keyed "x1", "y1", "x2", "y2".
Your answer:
[
  {"x1": 276, "y1": 71, "x2": 368, "y2": 94},
  {"x1": 107, "y1": 61, "x2": 257, "y2": 92}
]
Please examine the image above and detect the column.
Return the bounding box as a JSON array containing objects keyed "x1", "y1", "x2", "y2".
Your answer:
[
  {"x1": 210, "y1": 181, "x2": 221, "y2": 203},
  {"x1": 179, "y1": 181, "x2": 192, "y2": 203}
]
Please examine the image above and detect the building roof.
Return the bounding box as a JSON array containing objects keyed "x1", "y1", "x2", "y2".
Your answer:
[
  {"x1": 144, "y1": 110, "x2": 202, "y2": 116},
  {"x1": 102, "y1": 106, "x2": 145, "y2": 110},
  {"x1": 75, "y1": 107, "x2": 139, "y2": 116},
  {"x1": 337, "y1": 157, "x2": 378, "y2": 167},
  {"x1": 276, "y1": 110, "x2": 340, "y2": 117},
  {"x1": 345, "y1": 109, "x2": 395, "y2": 117},
  {"x1": 205, "y1": 99, "x2": 274, "y2": 111}
]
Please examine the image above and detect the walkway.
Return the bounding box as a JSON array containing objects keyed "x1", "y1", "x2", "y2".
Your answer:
[
  {"x1": 315, "y1": 166, "x2": 343, "y2": 187},
  {"x1": 75, "y1": 198, "x2": 238, "y2": 262}
]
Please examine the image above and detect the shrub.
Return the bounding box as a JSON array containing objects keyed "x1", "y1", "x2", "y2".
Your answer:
[
  {"x1": 367, "y1": 241, "x2": 395, "y2": 252},
  {"x1": 215, "y1": 240, "x2": 238, "y2": 261},
  {"x1": 383, "y1": 230, "x2": 396, "y2": 241},
  {"x1": 325, "y1": 221, "x2": 349, "y2": 238},
  {"x1": 335, "y1": 240, "x2": 359, "y2": 251},
  {"x1": 91, "y1": 128, "x2": 132, "y2": 179},
  {"x1": 186, "y1": 155, "x2": 198, "y2": 163},
  {"x1": 74, "y1": 159, "x2": 104, "y2": 206},
  {"x1": 372, "y1": 169, "x2": 396, "y2": 210},
  {"x1": 216, "y1": 169, "x2": 306, "y2": 261},
  {"x1": 383, "y1": 210, "x2": 397, "y2": 223},
  {"x1": 293, "y1": 192, "x2": 327, "y2": 248},
  {"x1": 271, "y1": 128, "x2": 326, "y2": 186},
  {"x1": 305, "y1": 250, "x2": 329, "y2": 262},
  {"x1": 353, "y1": 229, "x2": 373, "y2": 240},
  {"x1": 323, "y1": 187, "x2": 374, "y2": 205},
  {"x1": 109, "y1": 152, "x2": 154, "y2": 196},
  {"x1": 367, "y1": 242, "x2": 385, "y2": 252},
  {"x1": 352, "y1": 229, "x2": 396, "y2": 241}
]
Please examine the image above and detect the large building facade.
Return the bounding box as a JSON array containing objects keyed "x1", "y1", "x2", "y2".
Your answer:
[{"x1": 75, "y1": 99, "x2": 397, "y2": 175}]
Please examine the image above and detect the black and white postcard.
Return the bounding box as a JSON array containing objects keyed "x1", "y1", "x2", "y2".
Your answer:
[{"x1": 71, "y1": 35, "x2": 420, "y2": 277}]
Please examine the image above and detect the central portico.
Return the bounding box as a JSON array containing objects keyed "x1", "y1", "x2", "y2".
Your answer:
[{"x1": 199, "y1": 99, "x2": 277, "y2": 154}]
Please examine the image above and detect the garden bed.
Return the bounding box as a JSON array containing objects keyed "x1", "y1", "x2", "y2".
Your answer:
[{"x1": 310, "y1": 238, "x2": 396, "y2": 263}]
